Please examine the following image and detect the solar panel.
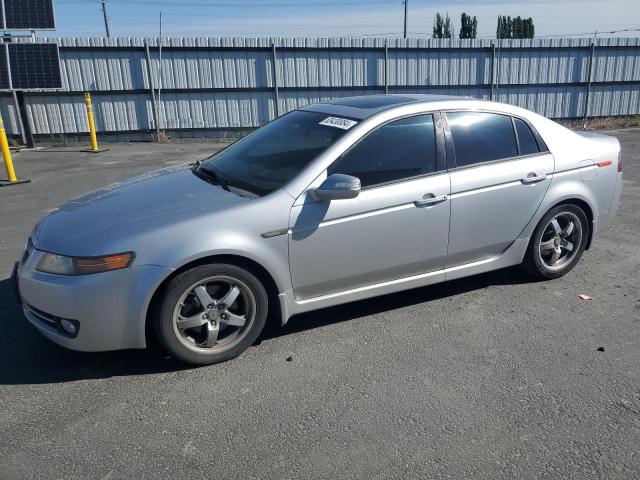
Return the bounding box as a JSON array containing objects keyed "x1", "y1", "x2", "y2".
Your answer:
[
  {"x1": 8, "y1": 43, "x2": 61, "y2": 89},
  {"x1": 2, "y1": 0, "x2": 56, "y2": 30}
]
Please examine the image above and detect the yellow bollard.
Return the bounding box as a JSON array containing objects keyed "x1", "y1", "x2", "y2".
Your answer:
[
  {"x1": 84, "y1": 92, "x2": 99, "y2": 152},
  {"x1": 0, "y1": 116, "x2": 17, "y2": 182}
]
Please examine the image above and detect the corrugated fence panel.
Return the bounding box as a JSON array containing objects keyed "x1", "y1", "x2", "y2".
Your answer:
[
  {"x1": 59, "y1": 50, "x2": 147, "y2": 91},
  {"x1": 158, "y1": 91, "x2": 272, "y2": 129},
  {"x1": 7, "y1": 36, "x2": 639, "y2": 138},
  {"x1": 278, "y1": 50, "x2": 381, "y2": 87},
  {"x1": 495, "y1": 48, "x2": 591, "y2": 84},
  {"x1": 495, "y1": 85, "x2": 585, "y2": 119},
  {"x1": 388, "y1": 49, "x2": 492, "y2": 86},
  {"x1": 588, "y1": 84, "x2": 640, "y2": 117},
  {"x1": 26, "y1": 94, "x2": 149, "y2": 134},
  {"x1": 153, "y1": 51, "x2": 271, "y2": 90}
]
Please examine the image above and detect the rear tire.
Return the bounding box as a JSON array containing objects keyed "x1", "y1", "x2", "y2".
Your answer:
[
  {"x1": 153, "y1": 263, "x2": 268, "y2": 365},
  {"x1": 523, "y1": 204, "x2": 589, "y2": 279}
]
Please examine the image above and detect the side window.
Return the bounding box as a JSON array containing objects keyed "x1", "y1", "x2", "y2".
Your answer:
[
  {"x1": 513, "y1": 118, "x2": 540, "y2": 155},
  {"x1": 447, "y1": 112, "x2": 518, "y2": 167},
  {"x1": 328, "y1": 114, "x2": 436, "y2": 188}
]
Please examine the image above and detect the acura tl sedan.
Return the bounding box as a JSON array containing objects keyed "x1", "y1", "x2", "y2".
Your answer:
[{"x1": 13, "y1": 95, "x2": 623, "y2": 365}]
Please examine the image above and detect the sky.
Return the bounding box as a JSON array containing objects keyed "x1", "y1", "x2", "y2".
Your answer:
[{"x1": 50, "y1": 0, "x2": 640, "y2": 38}]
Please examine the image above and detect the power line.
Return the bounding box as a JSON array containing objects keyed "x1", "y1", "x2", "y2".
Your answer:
[{"x1": 535, "y1": 27, "x2": 640, "y2": 37}]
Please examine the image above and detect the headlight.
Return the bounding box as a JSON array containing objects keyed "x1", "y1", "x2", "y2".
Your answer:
[{"x1": 36, "y1": 251, "x2": 135, "y2": 275}]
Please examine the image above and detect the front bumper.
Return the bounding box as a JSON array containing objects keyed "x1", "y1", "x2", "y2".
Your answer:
[{"x1": 16, "y1": 249, "x2": 171, "y2": 352}]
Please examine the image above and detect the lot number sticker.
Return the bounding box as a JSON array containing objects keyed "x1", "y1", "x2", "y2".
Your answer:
[{"x1": 319, "y1": 116, "x2": 358, "y2": 130}]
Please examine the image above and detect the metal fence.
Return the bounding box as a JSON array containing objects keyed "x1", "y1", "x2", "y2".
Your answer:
[{"x1": 1, "y1": 36, "x2": 639, "y2": 142}]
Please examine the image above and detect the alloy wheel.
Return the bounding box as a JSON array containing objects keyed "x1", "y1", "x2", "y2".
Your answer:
[
  {"x1": 171, "y1": 275, "x2": 256, "y2": 354},
  {"x1": 537, "y1": 211, "x2": 583, "y2": 272}
]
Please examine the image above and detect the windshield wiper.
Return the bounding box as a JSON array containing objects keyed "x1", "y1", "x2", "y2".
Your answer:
[{"x1": 192, "y1": 161, "x2": 230, "y2": 192}]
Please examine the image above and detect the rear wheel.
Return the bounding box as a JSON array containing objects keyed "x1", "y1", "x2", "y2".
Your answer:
[
  {"x1": 523, "y1": 204, "x2": 589, "y2": 279},
  {"x1": 154, "y1": 263, "x2": 268, "y2": 365}
]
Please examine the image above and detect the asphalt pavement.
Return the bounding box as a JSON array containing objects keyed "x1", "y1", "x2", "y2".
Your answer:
[{"x1": 0, "y1": 132, "x2": 639, "y2": 479}]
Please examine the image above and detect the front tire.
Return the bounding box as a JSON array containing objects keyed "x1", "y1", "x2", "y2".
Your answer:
[
  {"x1": 153, "y1": 263, "x2": 268, "y2": 365},
  {"x1": 523, "y1": 204, "x2": 589, "y2": 279}
]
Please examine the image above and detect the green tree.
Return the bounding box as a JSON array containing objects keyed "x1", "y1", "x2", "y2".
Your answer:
[
  {"x1": 433, "y1": 12, "x2": 452, "y2": 39},
  {"x1": 443, "y1": 13, "x2": 452, "y2": 38},
  {"x1": 496, "y1": 15, "x2": 506, "y2": 39},
  {"x1": 497, "y1": 15, "x2": 535, "y2": 39},
  {"x1": 460, "y1": 13, "x2": 468, "y2": 38},
  {"x1": 460, "y1": 12, "x2": 478, "y2": 39},
  {"x1": 433, "y1": 12, "x2": 443, "y2": 38}
]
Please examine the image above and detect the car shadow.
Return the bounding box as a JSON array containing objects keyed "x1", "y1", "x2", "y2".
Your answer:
[
  {"x1": 0, "y1": 278, "x2": 185, "y2": 385},
  {"x1": 0, "y1": 267, "x2": 538, "y2": 385},
  {"x1": 263, "y1": 266, "x2": 539, "y2": 340}
]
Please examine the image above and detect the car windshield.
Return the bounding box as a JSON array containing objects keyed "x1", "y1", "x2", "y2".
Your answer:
[{"x1": 201, "y1": 110, "x2": 354, "y2": 196}]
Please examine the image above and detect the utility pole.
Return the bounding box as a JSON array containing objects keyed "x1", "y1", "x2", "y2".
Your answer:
[
  {"x1": 403, "y1": 0, "x2": 408, "y2": 38},
  {"x1": 101, "y1": 0, "x2": 111, "y2": 37}
]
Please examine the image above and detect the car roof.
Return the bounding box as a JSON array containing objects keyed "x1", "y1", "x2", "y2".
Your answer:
[{"x1": 300, "y1": 94, "x2": 480, "y2": 120}]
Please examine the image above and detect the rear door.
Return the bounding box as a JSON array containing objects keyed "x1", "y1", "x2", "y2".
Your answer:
[{"x1": 444, "y1": 111, "x2": 554, "y2": 267}]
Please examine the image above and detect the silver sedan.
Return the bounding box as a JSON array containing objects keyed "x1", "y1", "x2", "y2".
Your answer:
[{"x1": 14, "y1": 94, "x2": 623, "y2": 365}]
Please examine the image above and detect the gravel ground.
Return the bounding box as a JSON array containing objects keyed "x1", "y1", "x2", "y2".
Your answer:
[{"x1": 0, "y1": 131, "x2": 638, "y2": 479}]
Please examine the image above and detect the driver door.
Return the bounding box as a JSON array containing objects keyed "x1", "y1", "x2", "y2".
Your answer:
[{"x1": 288, "y1": 113, "x2": 451, "y2": 300}]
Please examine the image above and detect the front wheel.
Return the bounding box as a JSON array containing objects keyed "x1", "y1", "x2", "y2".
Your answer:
[
  {"x1": 523, "y1": 204, "x2": 589, "y2": 279},
  {"x1": 153, "y1": 263, "x2": 268, "y2": 365}
]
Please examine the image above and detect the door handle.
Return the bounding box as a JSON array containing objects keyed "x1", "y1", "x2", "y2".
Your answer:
[
  {"x1": 414, "y1": 194, "x2": 448, "y2": 207},
  {"x1": 521, "y1": 173, "x2": 547, "y2": 184}
]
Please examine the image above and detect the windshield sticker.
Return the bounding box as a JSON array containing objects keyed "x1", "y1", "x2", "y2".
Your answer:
[{"x1": 319, "y1": 116, "x2": 358, "y2": 130}]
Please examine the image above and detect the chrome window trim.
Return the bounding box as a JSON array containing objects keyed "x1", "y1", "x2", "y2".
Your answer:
[
  {"x1": 359, "y1": 169, "x2": 449, "y2": 192},
  {"x1": 445, "y1": 151, "x2": 553, "y2": 174},
  {"x1": 442, "y1": 108, "x2": 551, "y2": 171},
  {"x1": 326, "y1": 112, "x2": 443, "y2": 191}
]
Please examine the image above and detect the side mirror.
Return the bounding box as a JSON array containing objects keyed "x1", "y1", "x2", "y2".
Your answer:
[{"x1": 315, "y1": 174, "x2": 361, "y2": 201}]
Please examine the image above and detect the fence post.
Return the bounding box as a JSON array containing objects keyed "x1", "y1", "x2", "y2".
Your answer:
[
  {"x1": 144, "y1": 39, "x2": 160, "y2": 140},
  {"x1": 583, "y1": 42, "x2": 595, "y2": 120},
  {"x1": 384, "y1": 41, "x2": 389, "y2": 94},
  {"x1": 271, "y1": 43, "x2": 280, "y2": 119},
  {"x1": 11, "y1": 91, "x2": 28, "y2": 146},
  {"x1": 490, "y1": 42, "x2": 496, "y2": 100}
]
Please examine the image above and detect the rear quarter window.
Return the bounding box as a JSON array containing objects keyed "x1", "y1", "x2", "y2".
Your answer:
[{"x1": 514, "y1": 118, "x2": 540, "y2": 156}]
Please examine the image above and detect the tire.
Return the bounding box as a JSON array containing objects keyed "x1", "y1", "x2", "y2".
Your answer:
[
  {"x1": 153, "y1": 263, "x2": 268, "y2": 365},
  {"x1": 523, "y1": 204, "x2": 589, "y2": 279}
]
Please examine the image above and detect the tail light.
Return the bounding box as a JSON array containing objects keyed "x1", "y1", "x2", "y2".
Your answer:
[{"x1": 617, "y1": 150, "x2": 623, "y2": 172}]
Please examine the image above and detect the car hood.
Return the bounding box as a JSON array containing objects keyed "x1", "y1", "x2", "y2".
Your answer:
[{"x1": 33, "y1": 164, "x2": 249, "y2": 257}]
